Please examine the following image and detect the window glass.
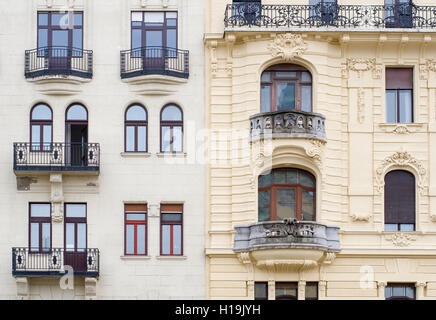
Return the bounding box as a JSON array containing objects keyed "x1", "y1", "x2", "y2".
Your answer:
[
  {"x1": 126, "y1": 225, "x2": 135, "y2": 254},
  {"x1": 52, "y1": 30, "x2": 69, "y2": 48},
  {"x1": 300, "y1": 171, "x2": 315, "y2": 188},
  {"x1": 255, "y1": 282, "x2": 268, "y2": 300},
  {"x1": 162, "y1": 225, "x2": 171, "y2": 254},
  {"x1": 38, "y1": 13, "x2": 48, "y2": 26},
  {"x1": 173, "y1": 225, "x2": 182, "y2": 255},
  {"x1": 137, "y1": 225, "x2": 146, "y2": 255},
  {"x1": 126, "y1": 105, "x2": 147, "y2": 121},
  {"x1": 65, "y1": 223, "x2": 75, "y2": 251},
  {"x1": 305, "y1": 283, "x2": 318, "y2": 300},
  {"x1": 144, "y1": 12, "x2": 164, "y2": 25},
  {"x1": 52, "y1": 13, "x2": 69, "y2": 27},
  {"x1": 276, "y1": 189, "x2": 296, "y2": 220},
  {"x1": 126, "y1": 213, "x2": 146, "y2": 221},
  {"x1": 276, "y1": 82, "x2": 295, "y2": 111},
  {"x1": 399, "y1": 223, "x2": 415, "y2": 232},
  {"x1": 132, "y1": 12, "x2": 143, "y2": 22},
  {"x1": 126, "y1": 126, "x2": 135, "y2": 152},
  {"x1": 162, "y1": 213, "x2": 182, "y2": 222},
  {"x1": 261, "y1": 71, "x2": 271, "y2": 82},
  {"x1": 258, "y1": 173, "x2": 273, "y2": 188},
  {"x1": 32, "y1": 105, "x2": 52, "y2": 120},
  {"x1": 43, "y1": 125, "x2": 52, "y2": 145},
  {"x1": 301, "y1": 86, "x2": 312, "y2": 112},
  {"x1": 258, "y1": 190, "x2": 271, "y2": 221},
  {"x1": 161, "y1": 126, "x2": 171, "y2": 152},
  {"x1": 30, "y1": 223, "x2": 39, "y2": 250},
  {"x1": 399, "y1": 90, "x2": 412, "y2": 123},
  {"x1": 67, "y1": 105, "x2": 87, "y2": 121},
  {"x1": 146, "y1": 30, "x2": 163, "y2": 47},
  {"x1": 73, "y1": 29, "x2": 83, "y2": 50},
  {"x1": 30, "y1": 204, "x2": 51, "y2": 217},
  {"x1": 77, "y1": 223, "x2": 86, "y2": 251},
  {"x1": 301, "y1": 71, "x2": 312, "y2": 82},
  {"x1": 38, "y1": 29, "x2": 48, "y2": 48},
  {"x1": 132, "y1": 29, "x2": 142, "y2": 49},
  {"x1": 31, "y1": 126, "x2": 41, "y2": 148},
  {"x1": 286, "y1": 170, "x2": 298, "y2": 184},
  {"x1": 261, "y1": 86, "x2": 271, "y2": 113},
  {"x1": 302, "y1": 190, "x2": 315, "y2": 221},
  {"x1": 166, "y1": 12, "x2": 178, "y2": 19},
  {"x1": 386, "y1": 90, "x2": 397, "y2": 123},
  {"x1": 65, "y1": 204, "x2": 86, "y2": 218},
  {"x1": 275, "y1": 72, "x2": 297, "y2": 78},
  {"x1": 173, "y1": 126, "x2": 183, "y2": 152},
  {"x1": 42, "y1": 223, "x2": 51, "y2": 251},
  {"x1": 162, "y1": 105, "x2": 182, "y2": 121},
  {"x1": 167, "y1": 29, "x2": 177, "y2": 49},
  {"x1": 74, "y1": 13, "x2": 83, "y2": 26},
  {"x1": 275, "y1": 283, "x2": 298, "y2": 300},
  {"x1": 385, "y1": 224, "x2": 398, "y2": 231},
  {"x1": 137, "y1": 126, "x2": 147, "y2": 152},
  {"x1": 273, "y1": 170, "x2": 286, "y2": 184}
]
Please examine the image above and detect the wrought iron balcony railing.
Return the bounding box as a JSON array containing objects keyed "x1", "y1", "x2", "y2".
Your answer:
[
  {"x1": 13, "y1": 142, "x2": 100, "y2": 173},
  {"x1": 120, "y1": 46, "x2": 189, "y2": 79},
  {"x1": 250, "y1": 109, "x2": 326, "y2": 142},
  {"x1": 25, "y1": 46, "x2": 93, "y2": 79},
  {"x1": 12, "y1": 247, "x2": 99, "y2": 277},
  {"x1": 225, "y1": 3, "x2": 436, "y2": 31}
]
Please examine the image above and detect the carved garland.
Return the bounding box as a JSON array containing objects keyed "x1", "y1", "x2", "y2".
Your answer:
[
  {"x1": 268, "y1": 34, "x2": 308, "y2": 61},
  {"x1": 343, "y1": 58, "x2": 381, "y2": 79},
  {"x1": 385, "y1": 232, "x2": 417, "y2": 247}
]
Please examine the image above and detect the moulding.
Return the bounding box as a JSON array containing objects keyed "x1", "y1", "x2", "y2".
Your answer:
[
  {"x1": 268, "y1": 33, "x2": 308, "y2": 61},
  {"x1": 384, "y1": 232, "x2": 417, "y2": 247},
  {"x1": 27, "y1": 76, "x2": 90, "y2": 95},
  {"x1": 122, "y1": 74, "x2": 187, "y2": 95}
]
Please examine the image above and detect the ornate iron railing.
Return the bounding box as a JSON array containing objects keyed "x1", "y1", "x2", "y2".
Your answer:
[
  {"x1": 234, "y1": 219, "x2": 340, "y2": 253},
  {"x1": 25, "y1": 46, "x2": 93, "y2": 78},
  {"x1": 12, "y1": 247, "x2": 99, "y2": 277},
  {"x1": 225, "y1": 3, "x2": 436, "y2": 30},
  {"x1": 250, "y1": 109, "x2": 326, "y2": 142},
  {"x1": 120, "y1": 46, "x2": 189, "y2": 79},
  {"x1": 13, "y1": 143, "x2": 100, "y2": 172}
]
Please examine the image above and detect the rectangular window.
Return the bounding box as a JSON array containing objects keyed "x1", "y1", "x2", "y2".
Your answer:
[
  {"x1": 29, "y1": 203, "x2": 51, "y2": 252},
  {"x1": 305, "y1": 282, "x2": 318, "y2": 300},
  {"x1": 125, "y1": 204, "x2": 147, "y2": 255},
  {"x1": 255, "y1": 282, "x2": 268, "y2": 300},
  {"x1": 160, "y1": 204, "x2": 183, "y2": 256},
  {"x1": 386, "y1": 68, "x2": 413, "y2": 123},
  {"x1": 385, "y1": 283, "x2": 416, "y2": 300},
  {"x1": 275, "y1": 282, "x2": 298, "y2": 300}
]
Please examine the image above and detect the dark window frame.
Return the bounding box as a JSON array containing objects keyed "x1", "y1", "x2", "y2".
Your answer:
[
  {"x1": 64, "y1": 203, "x2": 88, "y2": 252},
  {"x1": 29, "y1": 203, "x2": 52, "y2": 253},
  {"x1": 160, "y1": 204, "x2": 183, "y2": 256},
  {"x1": 124, "y1": 204, "x2": 148, "y2": 256},
  {"x1": 254, "y1": 282, "x2": 269, "y2": 300},
  {"x1": 160, "y1": 104, "x2": 184, "y2": 153},
  {"x1": 275, "y1": 282, "x2": 298, "y2": 300},
  {"x1": 305, "y1": 282, "x2": 319, "y2": 300},
  {"x1": 30, "y1": 103, "x2": 53, "y2": 152},
  {"x1": 386, "y1": 68, "x2": 414, "y2": 123},
  {"x1": 124, "y1": 104, "x2": 148, "y2": 153},
  {"x1": 385, "y1": 283, "x2": 416, "y2": 300}
]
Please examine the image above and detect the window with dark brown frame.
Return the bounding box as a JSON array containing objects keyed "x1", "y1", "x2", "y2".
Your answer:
[
  {"x1": 160, "y1": 104, "x2": 183, "y2": 153},
  {"x1": 160, "y1": 204, "x2": 183, "y2": 256},
  {"x1": 261, "y1": 64, "x2": 313, "y2": 113},
  {"x1": 305, "y1": 282, "x2": 319, "y2": 300},
  {"x1": 384, "y1": 170, "x2": 415, "y2": 232},
  {"x1": 125, "y1": 104, "x2": 148, "y2": 152},
  {"x1": 385, "y1": 283, "x2": 416, "y2": 300},
  {"x1": 258, "y1": 168, "x2": 316, "y2": 222},
  {"x1": 30, "y1": 103, "x2": 53, "y2": 152},
  {"x1": 386, "y1": 68, "x2": 413, "y2": 123},
  {"x1": 29, "y1": 203, "x2": 51, "y2": 252},
  {"x1": 64, "y1": 203, "x2": 87, "y2": 273},
  {"x1": 275, "y1": 282, "x2": 298, "y2": 300},
  {"x1": 125, "y1": 204, "x2": 147, "y2": 256},
  {"x1": 254, "y1": 282, "x2": 268, "y2": 300}
]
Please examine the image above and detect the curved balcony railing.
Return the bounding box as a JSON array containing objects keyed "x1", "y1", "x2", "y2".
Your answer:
[
  {"x1": 234, "y1": 219, "x2": 340, "y2": 253},
  {"x1": 120, "y1": 46, "x2": 189, "y2": 79},
  {"x1": 25, "y1": 46, "x2": 93, "y2": 79},
  {"x1": 13, "y1": 142, "x2": 100, "y2": 173},
  {"x1": 225, "y1": 3, "x2": 436, "y2": 31},
  {"x1": 12, "y1": 247, "x2": 99, "y2": 277},
  {"x1": 250, "y1": 109, "x2": 326, "y2": 142}
]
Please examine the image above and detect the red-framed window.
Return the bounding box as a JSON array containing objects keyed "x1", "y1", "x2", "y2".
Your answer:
[
  {"x1": 30, "y1": 103, "x2": 53, "y2": 151},
  {"x1": 125, "y1": 204, "x2": 147, "y2": 255},
  {"x1": 29, "y1": 203, "x2": 51, "y2": 252},
  {"x1": 160, "y1": 104, "x2": 183, "y2": 153},
  {"x1": 125, "y1": 104, "x2": 148, "y2": 152},
  {"x1": 160, "y1": 204, "x2": 183, "y2": 256}
]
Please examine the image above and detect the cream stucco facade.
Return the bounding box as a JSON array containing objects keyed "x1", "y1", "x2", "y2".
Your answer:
[
  {"x1": 205, "y1": 0, "x2": 436, "y2": 300},
  {"x1": 0, "y1": 0, "x2": 205, "y2": 299}
]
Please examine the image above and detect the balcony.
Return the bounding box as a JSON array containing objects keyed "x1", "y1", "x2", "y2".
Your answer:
[
  {"x1": 13, "y1": 143, "x2": 100, "y2": 175},
  {"x1": 234, "y1": 220, "x2": 340, "y2": 269},
  {"x1": 120, "y1": 46, "x2": 189, "y2": 79},
  {"x1": 224, "y1": 3, "x2": 436, "y2": 32},
  {"x1": 250, "y1": 109, "x2": 326, "y2": 142},
  {"x1": 25, "y1": 47, "x2": 93, "y2": 79},
  {"x1": 12, "y1": 248, "x2": 99, "y2": 277}
]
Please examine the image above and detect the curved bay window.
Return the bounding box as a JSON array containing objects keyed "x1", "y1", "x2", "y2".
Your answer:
[
  {"x1": 258, "y1": 168, "x2": 316, "y2": 222},
  {"x1": 261, "y1": 64, "x2": 312, "y2": 113},
  {"x1": 160, "y1": 104, "x2": 183, "y2": 153},
  {"x1": 30, "y1": 104, "x2": 53, "y2": 151},
  {"x1": 125, "y1": 104, "x2": 148, "y2": 152}
]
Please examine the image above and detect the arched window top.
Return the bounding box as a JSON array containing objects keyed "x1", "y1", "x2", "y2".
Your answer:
[
  {"x1": 66, "y1": 104, "x2": 88, "y2": 121},
  {"x1": 126, "y1": 105, "x2": 147, "y2": 121},
  {"x1": 259, "y1": 168, "x2": 315, "y2": 189},
  {"x1": 31, "y1": 104, "x2": 52, "y2": 121},
  {"x1": 161, "y1": 104, "x2": 182, "y2": 121}
]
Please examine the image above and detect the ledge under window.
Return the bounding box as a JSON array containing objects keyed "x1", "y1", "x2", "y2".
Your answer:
[
  {"x1": 120, "y1": 255, "x2": 152, "y2": 260},
  {"x1": 156, "y1": 255, "x2": 187, "y2": 260},
  {"x1": 156, "y1": 152, "x2": 187, "y2": 158},
  {"x1": 120, "y1": 152, "x2": 152, "y2": 158}
]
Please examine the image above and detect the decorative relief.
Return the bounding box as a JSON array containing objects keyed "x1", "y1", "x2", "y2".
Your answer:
[
  {"x1": 305, "y1": 139, "x2": 325, "y2": 168},
  {"x1": 385, "y1": 232, "x2": 417, "y2": 247},
  {"x1": 209, "y1": 41, "x2": 218, "y2": 77},
  {"x1": 346, "y1": 58, "x2": 376, "y2": 78},
  {"x1": 357, "y1": 88, "x2": 365, "y2": 124},
  {"x1": 268, "y1": 34, "x2": 307, "y2": 61},
  {"x1": 350, "y1": 212, "x2": 370, "y2": 222},
  {"x1": 375, "y1": 151, "x2": 427, "y2": 195}
]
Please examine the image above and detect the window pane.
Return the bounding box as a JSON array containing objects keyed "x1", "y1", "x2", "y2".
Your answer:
[
  {"x1": 261, "y1": 71, "x2": 271, "y2": 82},
  {"x1": 275, "y1": 283, "x2": 298, "y2": 300},
  {"x1": 32, "y1": 105, "x2": 52, "y2": 120},
  {"x1": 301, "y1": 71, "x2": 312, "y2": 82},
  {"x1": 258, "y1": 190, "x2": 270, "y2": 221},
  {"x1": 52, "y1": 30, "x2": 69, "y2": 49},
  {"x1": 52, "y1": 13, "x2": 70, "y2": 27},
  {"x1": 166, "y1": 12, "x2": 178, "y2": 19},
  {"x1": 258, "y1": 173, "x2": 272, "y2": 188},
  {"x1": 301, "y1": 86, "x2": 312, "y2": 112},
  {"x1": 30, "y1": 223, "x2": 39, "y2": 251},
  {"x1": 255, "y1": 283, "x2": 268, "y2": 300},
  {"x1": 273, "y1": 170, "x2": 286, "y2": 184},
  {"x1": 66, "y1": 204, "x2": 86, "y2": 218},
  {"x1": 161, "y1": 126, "x2": 171, "y2": 152},
  {"x1": 305, "y1": 283, "x2": 318, "y2": 300},
  {"x1": 77, "y1": 223, "x2": 86, "y2": 252},
  {"x1": 132, "y1": 29, "x2": 142, "y2": 50},
  {"x1": 73, "y1": 29, "x2": 83, "y2": 50},
  {"x1": 43, "y1": 125, "x2": 52, "y2": 146},
  {"x1": 126, "y1": 126, "x2": 135, "y2": 152},
  {"x1": 38, "y1": 13, "x2": 48, "y2": 26},
  {"x1": 65, "y1": 223, "x2": 75, "y2": 251},
  {"x1": 162, "y1": 213, "x2": 182, "y2": 222},
  {"x1": 42, "y1": 223, "x2": 51, "y2": 251},
  {"x1": 146, "y1": 31, "x2": 163, "y2": 47},
  {"x1": 167, "y1": 19, "x2": 177, "y2": 27},
  {"x1": 162, "y1": 105, "x2": 182, "y2": 121},
  {"x1": 137, "y1": 126, "x2": 147, "y2": 152},
  {"x1": 286, "y1": 169, "x2": 298, "y2": 184},
  {"x1": 300, "y1": 171, "x2": 315, "y2": 188},
  {"x1": 126, "y1": 106, "x2": 147, "y2": 121},
  {"x1": 162, "y1": 225, "x2": 171, "y2": 254},
  {"x1": 173, "y1": 126, "x2": 183, "y2": 152},
  {"x1": 405, "y1": 287, "x2": 415, "y2": 299},
  {"x1": 399, "y1": 223, "x2": 415, "y2": 231},
  {"x1": 38, "y1": 29, "x2": 48, "y2": 48},
  {"x1": 126, "y1": 213, "x2": 146, "y2": 221},
  {"x1": 392, "y1": 286, "x2": 404, "y2": 297},
  {"x1": 74, "y1": 13, "x2": 83, "y2": 26},
  {"x1": 137, "y1": 225, "x2": 146, "y2": 255},
  {"x1": 275, "y1": 72, "x2": 297, "y2": 78},
  {"x1": 145, "y1": 12, "x2": 164, "y2": 25},
  {"x1": 31, "y1": 126, "x2": 40, "y2": 150},
  {"x1": 31, "y1": 204, "x2": 51, "y2": 217},
  {"x1": 276, "y1": 82, "x2": 295, "y2": 111},
  {"x1": 385, "y1": 224, "x2": 399, "y2": 231},
  {"x1": 126, "y1": 225, "x2": 135, "y2": 254},
  {"x1": 302, "y1": 190, "x2": 315, "y2": 221},
  {"x1": 386, "y1": 90, "x2": 397, "y2": 123},
  {"x1": 385, "y1": 286, "x2": 392, "y2": 298},
  {"x1": 276, "y1": 188, "x2": 296, "y2": 220},
  {"x1": 167, "y1": 29, "x2": 177, "y2": 49},
  {"x1": 261, "y1": 85, "x2": 271, "y2": 113},
  {"x1": 67, "y1": 105, "x2": 87, "y2": 120},
  {"x1": 399, "y1": 90, "x2": 412, "y2": 123},
  {"x1": 173, "y1": 225, "x2": 182, "y2": 255},
  {"x1": 132, "y1": 12, "x2": 143, "y2": 22}
]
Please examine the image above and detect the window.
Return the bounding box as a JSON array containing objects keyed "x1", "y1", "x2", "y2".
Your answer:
[
  {"x1": 305, "y1": 282, "x2": 318, "y2": 300},
  {"x1": 254, "y1": 282, "x2": 268, "y2": 300},
  {"x1": 386, "y1": 68, "x2": 413, "y2": 123},
  {"x1": 160, "y1": 104, "x2": 183, "y2": 153},
  {"x1": 384, "y1": 170, "x2": 415, "y2": 231},
  {"x1": 65, "y1": 104, "x2": 88, "y2": 166},
  {"x1": 385, "y1": 284, "x2": 416, "y2": 300},
  {"x1": 64, "y1": 203, "x2": 88, "y2": 273},
  {"x1": 29, "y1": 203, "x2": 51, "y2": 252},
  {"x1": 160, "y1": 204, "x2": 183, "y2": 256},
  {"x1": 258, "y1": 168, "x2": 316, "y2": 222},
  {"x1": 261, "y1": 64, "x2": 312, "y2": 113},
  {"x1": 385, "y1": 0, "x2": 413, "y2": 28},
  {"x1": 275, "y1": 282, "x2": 298, "y2": 300},
  {"x1": 125, "y1": 105, "x2": 148, "y2": 152},
  {"x1": 30, "y1": 104, "x2": 53, "y2": 151},
  {"x1": 125, "y1": 204, "x2": 147, "y2": 255}
]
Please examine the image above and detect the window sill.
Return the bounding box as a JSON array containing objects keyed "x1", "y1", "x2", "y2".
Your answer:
[
  {"x1": 120, "y1": 255, "x2": 152, "y2": 260},
  {"x1": 156, "y1": 255, "x2": 187, "y2": 260},
  {"x1": 378, "y1": 123, "x2": 425, "y2": 134},
  {"x1": 156, "y1": 152, "x2": 187, "y2": 158},
  {"x1": 120, "y1": 152, "x2": 152, "y2": 158}
]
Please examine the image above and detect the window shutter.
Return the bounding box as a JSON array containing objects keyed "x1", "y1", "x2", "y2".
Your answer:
[
  {"x1": 161, "y1": 204, "x2": 183, "y2": 213},
  {"x1": 384, "y1": 170, "x2": 415, "y2": 224},
  {"x1": 125, "y1": 204, "x2": 147, "y2": 212},
  {"x1": 386, "y1": 68, "x2": 413, "y2": 89}
]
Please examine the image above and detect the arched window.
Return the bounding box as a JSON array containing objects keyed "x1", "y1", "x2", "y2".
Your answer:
[
  {"x1": 65, "y1": 104, "x2": 88, "y2": 166},
  {"x1": 384, "y1": 170, "x2": 415, "y2": 231},
  {"x1": 66, "y1": 104, "x2": 88, "y2": 121},
  {"x1": 260, "y1": 64, "x2": 312, "y2": 113},
  {"x1": 30, "y1": 103, "x2": 52, "y2": 151},
  {"x1": 160, "y1": 104, "x2": 183, "y2": 153},
  {"x1": 258, "y1": 168, "x2": 316, "y2": 222},
  {"x1": 125, "y1": 104, "x2": 148, "y2": 152}
]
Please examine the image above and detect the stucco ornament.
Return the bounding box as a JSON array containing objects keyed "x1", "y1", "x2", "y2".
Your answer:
[
  {"x1": 268, "y1": 34, "x2": 307, "y2": 61},
  {"x1": 305, "y1": 139, "x2": 325, "y2": 168},
  {"x1": 346, "y1": 58, "x2": 376, "y2": 78},
  {"x1": 375, "y1": 151, "x2": 427, "y2": 195},
  {"x1": 385, "y1": 232, "x2": 417, "y2": 247}
]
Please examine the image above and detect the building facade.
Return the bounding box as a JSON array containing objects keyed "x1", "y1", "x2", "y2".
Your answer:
[
  {"x1": 205, "y1": 0, "x2": 436, "y2": 300},
  {"x1": 0, "y1": 0, "x2": 205, "y2": 299}
]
